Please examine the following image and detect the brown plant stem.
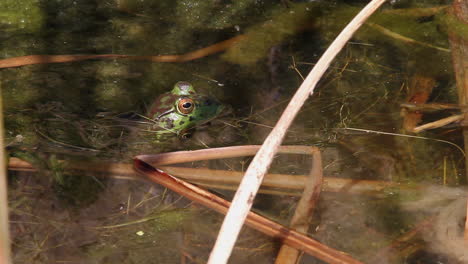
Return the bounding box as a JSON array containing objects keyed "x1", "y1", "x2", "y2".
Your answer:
[
  {"x1": 0, "y1": 35, "x2": 245, "y2": 69},
  {"x1": 412, "y1": 114, "x2": 464, "y2": 133},
  {"x1": 133, "y1": 157, "x2": 363, "y2": 264},
  {"x1": 449, "y1": 0, "x2": 468, "y2": 181},
  {"x1": 8, "y1": 152, "x2": 401, "y2": 195},
  {"x1": 275, "y1": 149, "x2": 323, "y2": 264}
]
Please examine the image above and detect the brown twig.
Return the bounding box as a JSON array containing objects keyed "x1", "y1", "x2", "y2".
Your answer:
[
  {"x1": 275, "y1": 148, "x2": 323, "y2": 264},
  {"x1": 0, "y1": 35, "x2": 245, "y2": 69},
  {"x1": 137, "y1": 145, "x2": 314, "y2": 165},
  {"x1": 412, "y1": 114, "x2": 464, "y2": 133},
  {"x1": 400, "y1": 102, "x2": 463, "y2": 111},
  {"x1": 133, "y1": 157, "x2": 363, "y2": 264},
  {"x1": 7, "y1": 156, "x2": 401, "y2": 195}
]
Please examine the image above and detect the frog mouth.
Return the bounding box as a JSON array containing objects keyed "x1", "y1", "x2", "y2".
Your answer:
[{"x1": 155, "y1": 108, "x2": 175, "y2": 120}]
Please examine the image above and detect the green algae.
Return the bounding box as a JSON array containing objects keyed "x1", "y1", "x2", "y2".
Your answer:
[
  {"x1": 2, "y1": 1, "x2": 465, "y2": 263},
  {"x1": 438, "y1": 10, "x2": 468, "y2": 41},
  {"x1": 174, "y1": 0, "x2": 258, "y2": 30},
  {"x1": 223, "y1": 3, "x2": 318, "y2": 65},
  {"x1": 0, "y1": 0, "x2": 44, "y2": 33},
  {"x1": 86, "y1": 208, "x2": 193, "y2": 264}
]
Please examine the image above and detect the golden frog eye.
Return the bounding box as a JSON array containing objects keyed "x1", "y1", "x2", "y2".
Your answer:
[{"x1": 177, "y1": 98, "x2": 195, "y2": 115}]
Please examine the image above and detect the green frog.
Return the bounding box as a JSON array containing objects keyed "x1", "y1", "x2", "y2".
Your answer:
[{"x1": 146, "y1": 81, "x2": 225, "y2": 139}]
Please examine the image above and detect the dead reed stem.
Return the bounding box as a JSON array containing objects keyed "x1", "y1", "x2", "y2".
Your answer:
[
  {"x1": 207, "y1": 1, "x2": 387, "y2": 263},
  {"x1": 134, "y1": 157, "x2": 363, "y2": 264},
  {"x1": 0, "y1": 84, "x2": 12, "y2": 264},
  {"x1": 0, "y1": 35, "x2": 245, "y2": 68},
  {"x1": 274, "y1": 149, "x2": 323, "y2": 264},
  {"x1": 8, "y1": 143, "x2": 403, "y2": 195}
]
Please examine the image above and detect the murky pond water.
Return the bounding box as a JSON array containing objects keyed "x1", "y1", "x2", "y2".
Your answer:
[{"x1": 3, "y1": 0, "x2": 467, "y2": 263}]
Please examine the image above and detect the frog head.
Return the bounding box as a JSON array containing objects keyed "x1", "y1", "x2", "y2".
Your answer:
[{"x1": 147, "y1": 81, "x2": 224, "y2": 138}]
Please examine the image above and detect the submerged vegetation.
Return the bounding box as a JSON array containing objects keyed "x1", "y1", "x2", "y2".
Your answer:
[{"x1": 3, "y1": 0, "x2": 466, "y2": 263}]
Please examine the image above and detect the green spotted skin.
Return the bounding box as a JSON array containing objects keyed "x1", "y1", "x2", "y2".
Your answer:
[{"x1": 147, "y1": 81, "x2": 224, "y2": 138}]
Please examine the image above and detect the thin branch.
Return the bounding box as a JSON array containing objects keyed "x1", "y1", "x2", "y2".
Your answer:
[
  {"x1": 412, "y1": 114, "x2": 464, "y2": 133},
  {"x1": 0, "y1": 35, "x2": 245, "y2": 68},
  {"x1": 275, "y1": 150, "x2": 323, "y2": 264}
]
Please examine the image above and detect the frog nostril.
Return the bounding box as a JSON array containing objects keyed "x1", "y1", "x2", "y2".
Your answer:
[{"x1": 176, "y1": 81, "x2": 192, "y2": 91}]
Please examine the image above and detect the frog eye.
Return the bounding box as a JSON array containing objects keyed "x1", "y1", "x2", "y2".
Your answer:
[{"x1": 177, "y1": 98, "x2": 195, "y2": 115}]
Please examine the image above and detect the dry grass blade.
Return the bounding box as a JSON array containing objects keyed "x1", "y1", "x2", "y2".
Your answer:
[
  {"x1": 133, "y1": 157, "x2": 363, "y2": 264},
  {"x1": 138, "y1": 145, "x2": 314, "y2": 165},
  {"x1": 0, "y1": 36, "x2": 245, "y2": 68},
  {"x1": 275, "y1": 149, "x2": 323, "y2": 264},
  {"x1": 209, "y1": 1, "x2": 387, "y2": 263},
  {"x1": 8, "y1": 157, "x2": 401, "y2": 195},
  {"x1": 367, "y1": 23, "x2": 450, "y2": 52}
]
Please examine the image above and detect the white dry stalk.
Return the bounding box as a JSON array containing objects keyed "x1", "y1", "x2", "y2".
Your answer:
[
  {"x1": 0, "y1": 85, "x2": 12, "y2": 264},
  {"x1": 207, "y1": 0, "x2": 387, "y2": 263}
]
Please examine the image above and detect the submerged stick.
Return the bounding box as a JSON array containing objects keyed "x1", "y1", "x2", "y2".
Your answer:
[
  {"x1": 0, "y1": 35, "x2": 245, "y2": 68},
  {"x1": 133, "y1": 157, "x2": 363, "y2": 264},
  {"x1": 8, "y1": 157, "x2": 401, "y2": 195},
  {"x1": 412, "y1": 114, "x2": 464, "y2": 133},
  {"x1": 275, "y1": 149, "x2": 323, "y2": 264},
  {"x1": 367, "y1": 23, "x2": 450, "y2": 52},
  {"x1": 208, "y1": 1, "x2": 387, "y2": 263}
]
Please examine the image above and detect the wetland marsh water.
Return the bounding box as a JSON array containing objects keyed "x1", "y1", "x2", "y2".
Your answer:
[{"x1": 3, "y1": 0, "x2": 467, "y2": 263}]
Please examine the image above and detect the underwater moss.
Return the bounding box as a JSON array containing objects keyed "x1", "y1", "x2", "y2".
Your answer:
[
  {"x1": 222, "y1": 3, "x2": 317, "y2": 65},
  {"x1": 85, "y1": 208, "x2": 192, "y2": 263},
  {"x1": 53, "y1": 173, "x2": 105, "y2": 207},
  {"x1": 1, "y1": 68, "x2": 44, "y2": 110},
  {"x1": 174, "y1": 0, "x2": 262, "y2": 30},
  {"x1": 0, "y1": 0, "x2": 44, "y2": 34},
  {"x1": 3, "y1": 84, "x2": 42, "y2": 110},
  {"x1": 438, "y1": 10, "x2": 468, "y2": 41},
  {"x1": 3, "y1": 2, "x2": 465, "y2": 262}
]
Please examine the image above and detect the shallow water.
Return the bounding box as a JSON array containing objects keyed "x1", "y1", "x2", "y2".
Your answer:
[{"x1": 3, "y1": 0, "x2": 467, "y2": 263}]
